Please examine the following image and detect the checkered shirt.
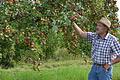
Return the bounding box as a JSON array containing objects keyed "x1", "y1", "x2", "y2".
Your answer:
[{"x1": 87, "y1": 32, "x2": 120, "y2": 65}]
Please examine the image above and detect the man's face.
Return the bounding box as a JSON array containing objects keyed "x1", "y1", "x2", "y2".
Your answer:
[{"x1": 96, "y1": 22, "x2": 108, "y2": 35}]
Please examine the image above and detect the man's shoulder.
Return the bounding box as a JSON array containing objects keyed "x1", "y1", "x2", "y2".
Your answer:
[
  {"x1": 108, "y1": 33, "x2": 118, "y2": 41},
  {"x1": 87, "y1": 32, "x2": 96, "y2": 35}
]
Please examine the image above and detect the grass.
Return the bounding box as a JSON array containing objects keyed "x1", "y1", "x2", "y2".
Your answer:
[{"x1": 0, "y1": 60, "x2": 120, "y2": 80}]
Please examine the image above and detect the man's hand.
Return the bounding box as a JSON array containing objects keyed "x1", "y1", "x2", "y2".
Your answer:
[
  {"x1": 103, "y1": 64, "x2": 110, "y2": 71},
  {"x1": 70, "y1": 13, "x2": 80, "y2": 21}
]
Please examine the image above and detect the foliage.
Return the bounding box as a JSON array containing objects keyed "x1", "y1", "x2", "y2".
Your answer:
[{"x1": 0, "y1": 26, "x2": 15, "y2": 68}]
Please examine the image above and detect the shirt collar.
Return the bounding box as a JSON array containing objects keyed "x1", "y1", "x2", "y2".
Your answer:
[
  {"x1": 97, "y1": 33, "x2": 109, "y2": 40},
  {"x1": 104, "y1": 33, "x2": 109, "y2": 39}
]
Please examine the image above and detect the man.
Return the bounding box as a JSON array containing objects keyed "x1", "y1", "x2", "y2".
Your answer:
[{"x1": 71, "y1": 17, "x2": 120, "y2": 80}]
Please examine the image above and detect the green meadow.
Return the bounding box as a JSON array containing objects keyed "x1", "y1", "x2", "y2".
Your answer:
[{"x1": 0, "y1": 60, "x2": 120, "y2": 80}]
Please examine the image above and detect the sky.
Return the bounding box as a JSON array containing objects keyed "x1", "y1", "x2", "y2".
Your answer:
[{"x1": 117, "y1": 0, "x2": 120, "y2": 20}]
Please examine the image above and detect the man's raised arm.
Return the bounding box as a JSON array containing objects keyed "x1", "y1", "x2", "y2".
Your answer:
[
  {"x1": 112, "y1": 56, "x2": 120, "y2": 65},
  {"x1": 73, "y1": 22, "x2": 87, "y2": 38}
]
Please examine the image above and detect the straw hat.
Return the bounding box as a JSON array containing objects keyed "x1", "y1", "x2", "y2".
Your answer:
[{"x1": 98, "y1": 17, "x2": 111, "y2": 30}]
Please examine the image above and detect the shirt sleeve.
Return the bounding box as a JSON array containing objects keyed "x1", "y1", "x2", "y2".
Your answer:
[
  {"x1": 87, "y1": 32, "x2": 95, "y2": 43},
  {"x1": 111, "y1": 39, "x2": 120, "y2": 56}
]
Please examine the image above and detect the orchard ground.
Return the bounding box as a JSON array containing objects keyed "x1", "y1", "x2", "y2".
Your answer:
[{"x1": 0, "y1": 59, "x2": 120, "y2": 80}]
